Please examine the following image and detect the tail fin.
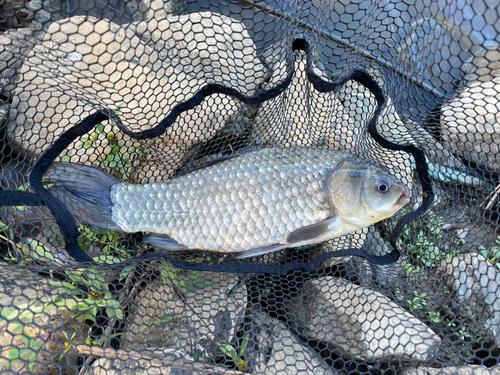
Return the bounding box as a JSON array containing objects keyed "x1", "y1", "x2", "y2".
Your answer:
[{"x1": 45, "y1": 162, "x2": 122, "y2": 231}]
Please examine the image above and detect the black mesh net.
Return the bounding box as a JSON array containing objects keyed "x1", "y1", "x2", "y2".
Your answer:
[{"x1": 1, "y1": 0, "x2": 500, "y2": 374}]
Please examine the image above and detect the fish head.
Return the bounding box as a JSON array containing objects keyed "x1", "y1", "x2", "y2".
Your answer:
[{"x1": 327, "y1": 159, "x2": 410, "y2": 228}]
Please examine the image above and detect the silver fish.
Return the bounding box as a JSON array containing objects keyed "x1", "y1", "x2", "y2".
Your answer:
[{"x1": 46, "y1": 147, "x2": 410, "y2": 259}]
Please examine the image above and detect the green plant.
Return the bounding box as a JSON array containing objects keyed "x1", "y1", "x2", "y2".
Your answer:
[
  {"x1": 84, "y1": 327, "x2": 123, "y2": 346},
  {"x1": 79, "y1": 105, "x2": 146, "y2": 180},
  {"x1": 6, "y1": 326, "x2": 44, "y2": 371},
  {"x1": 257, "y1": 288, "x2": 271, "y2": 302},
  {"x1": 155, "y1": 259, "x2": 212, "y2": 293},
  {"x1": 48, "y1": 266, "x2": 124, "y2": 321},
  {"x1": 479, "y1": 236, "x2": 500, "y2": 271},
  {"x1": 77, "y1": 225, "x2": 135, "y2": 262},
  {"x1": 217, "y1": 333, "x2": 250, "y2": 372},
  {"x1": 428, "y1": 311, "x2": 441, "y2": 323},
  {"x1": 59, "y1": 331, "x2": 77, "y2": 360},
  {"x1": 153, "y1": 314, "x2": 181, "y2": 326},
  {"x1": 399, "y1": 211, "x2": 460, "y2": 269},
  {"x1": 407, "y1": 231, "x2": 442, "y2": 267},
  {"x1": 407, "y1": 291, "x2": 427, "y2": 311},
  {"x1": 457, "y1": 326, "x2": 473, "y2": 341}
]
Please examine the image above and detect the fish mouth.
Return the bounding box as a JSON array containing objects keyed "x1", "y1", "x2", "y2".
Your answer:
[{"x1": 395, "y1": 188, "x2": 411, "y2": 206}]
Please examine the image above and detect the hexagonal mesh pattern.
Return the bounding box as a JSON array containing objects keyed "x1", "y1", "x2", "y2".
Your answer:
[{"x1": 1, "y1": 0, "x2": 500, "y2": 374}]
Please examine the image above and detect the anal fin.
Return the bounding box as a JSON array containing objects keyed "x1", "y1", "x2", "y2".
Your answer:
[{"x1": 143, "y1": 233, "x2": 189, "y2": 251}]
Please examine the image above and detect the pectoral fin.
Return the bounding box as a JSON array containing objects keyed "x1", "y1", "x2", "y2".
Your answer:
[
  {"x1": 234, "y1": 244, "x2": 288, "y2": 259},
  {"x1": 286, "y1": 216, "x2": 339, "y2": 244},
  {"x1": 143, "y1": 233, "x2": 189, "y2": 251},
  {"x1": 235, "y1": 217, "x2": 339, "y2": 260}
]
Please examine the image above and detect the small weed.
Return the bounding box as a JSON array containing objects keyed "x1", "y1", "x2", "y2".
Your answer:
[
  {"x1": 257, "y1": 288, "x2": 271, "y2": 302},
  {"x1": 6, "y1": 326, "x2": 44, "y2": 371},
  {"x1": 155, "y1": 259, "x2": 212, "y2": 293},
  {"x1": 479, "y1": 236, "x2": 500, "y2": 272},
  {"x1": 79, "y1": 105, "x2": 146, "y2": 180},
  {"x1": 428, "y1": 311, "x2": 441, "y2": 323},
  {"x1": 59, "y1": 331, "x2": 77, "y2": 360},
  {"x1": 48, "y1": 266, "x2": 124, "y2": 321},
  {"x1": 217, "y1": 333, "x2": 250, "y2": 372},
  {"x1": 407, "y1": 291, "x2": 427, "y2": 311},
  {"x1": 399, "y1": 211, "x2": 460, "y2": 269},
  {"x1": 153, "y1": 314, "x2": 181, "y2": 326},
  {"x1": 77, "y1": 224, "x2": 135, "y2": 262}
]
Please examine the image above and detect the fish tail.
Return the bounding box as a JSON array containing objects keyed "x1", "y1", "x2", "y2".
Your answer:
[{"x1": 45, "y1": 162, "x2": 122, "y2": 231}]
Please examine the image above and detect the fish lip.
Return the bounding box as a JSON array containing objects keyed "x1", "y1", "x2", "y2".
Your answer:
[{"x1": 395, "y1": 188, "x2": 411, "y2": 206}]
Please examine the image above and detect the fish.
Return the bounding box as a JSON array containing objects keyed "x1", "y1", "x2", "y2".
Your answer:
[{"x1": 45, "y1": 146, "x2": 410, "y2": 259}]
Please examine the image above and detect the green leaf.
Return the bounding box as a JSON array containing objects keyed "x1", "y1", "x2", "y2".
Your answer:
[
  {"x1": 21, "y1": 334, "x2": 30, "y2": 346},
  {"x1": 218, "y1": 343, "x2": 238, "y2": 361},
  {"x1": 240, "y1": 333, "x2": 250, "y2": 355},
  {"x1": 11, "y1": 325, "x2": 23, "y2": 335},
  {"x1": 20, "y1": 348, "x2": 34, "y2": 357},
  {"x1": 0, "y1": 306, "x2": 13, "y2": 322},
  {"x1": 111, "y1": 145, "x2": 120, "y2": 155},
  {"x1": 29, "y1": 352, "x2": 37, "y2": 370},
  {"x1": 153, "y1": 314, "x2": 179, "y2": 325},
  {"x1": 8, "y1": 347, "x2": 19, "y2": 359}
]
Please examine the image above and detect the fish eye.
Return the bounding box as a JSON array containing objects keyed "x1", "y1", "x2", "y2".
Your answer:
[{"x1": 376, "y1": 179, "x2": 390, "y2": 193}]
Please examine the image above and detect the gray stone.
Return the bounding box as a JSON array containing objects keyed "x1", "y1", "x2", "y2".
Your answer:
[
  {"x1": 440, "y1": 77, "x2": 500, "y2": 174},
  {"x1": 124, "y1": 0, "x2": 183, "y2": 22},
  {"x1": 345, "y1": 226, "x2": 405, "y2": 289},
  {"x1": 395, "y1": 16, "x2": 483, "y2": 97},
  {"x1": 88, "y1": 348, "x2": 204, "y2": 375},
  {"x1": 439, "y1": 254, "x2": 500, "y2": 347},
  {"x1": 0, "y1": 27, "x2": 41, "y2": 101},
  {"x1": 0, "y1": 103, "x2": 9, "y2": 129},
  {"x1": 26, "y1": 0, "x2": 43, "y2": 12},
  {"x1": 7, "y1": 13, "x2": 267, "y2": 179},
  {"x1": 245, "y1": 312, "x2": 338, "y2": 375},
  {"x1": 288, "y1": 277, "x2": 441, "y2": 362},
  {"x1": 122, "y1": 272, "x2": 247, "y2": 354},
  {"x1": 462, "y1": 44, "x2": 500, "y2": 83},
  {"x1": 405, "y1": 364, "x2": 500, "y2": 375}
]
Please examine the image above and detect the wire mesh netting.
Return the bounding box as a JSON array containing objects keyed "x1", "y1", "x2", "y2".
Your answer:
[{"x1": 1, "y1": 0, "x2": 500, "y2": 374}]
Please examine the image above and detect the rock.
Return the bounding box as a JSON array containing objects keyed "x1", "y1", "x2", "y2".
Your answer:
[
  {"x1": 124, "y1": 0, "x2": 186, "y2": 22},
  {"x1": 0, "y1": 103, "x2": 9, "y2": 128},
  {"x1": 7, "y1": 12, "x2": 267, "y2": 180},
  {"x1": 440, "y1": 44, "x2": 500, "y2": 174},
  {"x1": 0, "y1": 27, "x2": 42, "y2": 101},
  {"x1": 287, "y1": 277, "x2": 441, "y2": 362},
  {"x1": 405, "y1": 364, "x2": 500, "y2": 375},
  {"x1": 440, "y1": 77, "x2": 500, "y2": 174},
  {"x1": 395, "y1": 17, "x2": 484, "y2": 97},
  {"x1": 122, "y1": 271, "x2": 247, "y2": 355},
  {"x1": 252, "y1": 51, "x2": 333, "y2": 149},
  {"x1": 253, "y1": 59, "x2": 416, "y2": 189},
  {"x1": 462, "y1": 44, "x2": 500, "y2": 83},
  {"x1": 438, "y1": 253, "x2": 500, "y2": 347},
  {"x1": 245, "y1": 311, "x2": 337, "y2": 375},
  {"x1": 345, "y1": 226, "x2": 405, "y2": 289},
  {"x1": 0, "y1": 263, "x2": 88, "y2": 375},
  {"x1": 87, "y1": 348, "x2": 204, "y2": 375}
]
